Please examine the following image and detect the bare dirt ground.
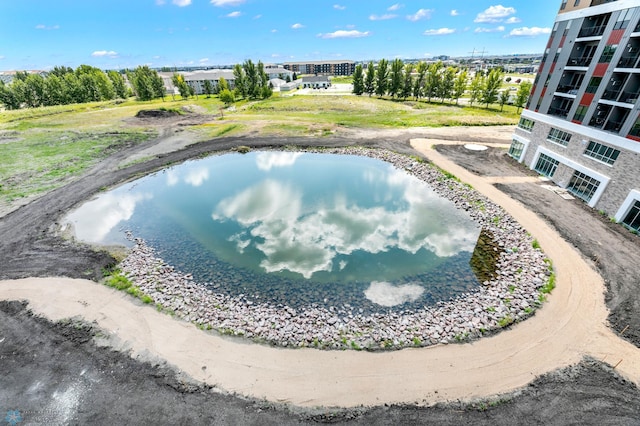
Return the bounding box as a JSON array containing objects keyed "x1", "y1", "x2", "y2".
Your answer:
[{"x1": 1, "y1": 118, "x2": 640, "y2": 424}]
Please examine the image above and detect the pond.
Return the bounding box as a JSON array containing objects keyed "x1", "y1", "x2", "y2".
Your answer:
[{"x1": 64, "y1": 151, "x2": 485, "y2": 312}]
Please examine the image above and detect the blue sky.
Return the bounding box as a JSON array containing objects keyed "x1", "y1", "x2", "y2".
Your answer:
[{"x1": 0, "y1": 0, "x2": 559, "y2": 71}]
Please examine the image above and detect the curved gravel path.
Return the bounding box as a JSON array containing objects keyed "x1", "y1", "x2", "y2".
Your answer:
[{"x1": 1, "y1": 136, "x2": 638, "y2": 408}]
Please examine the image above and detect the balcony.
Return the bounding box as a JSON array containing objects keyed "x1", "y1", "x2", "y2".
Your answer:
[
  {"x1": 588, "y1": 116, "x2": 606, "y2": 129},
  {"x1": 578, "y1": 24, "x2": 607, "y2": 38},
  {"x1": 556, "y1": 84, "x2": 580, "y2": 95},
  {"x1": 619, "y1": 90, "x2": 640, "y2": 104},
  {"x1": 548, "y1": 107, "x2": 570, "y2": 118},
  {"x1": 567, "y1": 56, "x2": 594, "y2": 67},
  {"x1": 617, "y1": 56, "x2": 640, "y2": 68},
  {"x1": 601, "y1": 89, "x2": 622, "y2": 100},
  {"x1": 590, "y1": 0, "x2": 618, "y2": 6}
]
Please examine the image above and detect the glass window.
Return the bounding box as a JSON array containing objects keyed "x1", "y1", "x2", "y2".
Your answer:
[
  {"x1": 508, "y1": 139, "x2": 525, "y2": 160},
  {"x1": 561, "y1": 0, "x2": 567, "y2": 10},
  {"x1": 518, "y1": 117, "x2": 535, "y2": 131},
  {"x1": 567, "y1": 171, "x2": 600, "y2": 202},
  {"x1": 573, "y1": 0, "x2": 580, "y2": 5},
  {"x1": 586, "y1": 77, "x2": 602, "y2": 93},
  {"x1": 534, "y1": 154, "x2": 560, "y2": 177},
  {"x1": 573, "y1": 105, "x2": 588, "y2": 122},
  {"x1": 547, "y1": 128, "x2": 572, "y2": 146},
  {"x1": 615, "y1": 9, "x2": 632, "y2": 30},
  {"x1": 584, "y1": 141, "x2": 620, "y2": 165},
  {"x1": 622, "y1": 200, "x2": 640, "y2": 232},
  {"x1": 599, "y1": 45, "x2": 617, "y2": 63}
]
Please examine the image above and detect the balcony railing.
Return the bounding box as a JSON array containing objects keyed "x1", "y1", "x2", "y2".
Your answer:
[
  {"x1": 602, "y1": 89, "x2": 622, "y2": 100},
  {"x1": 548, "y1": 107, "x2": 570, "y2": 118},
  {"x1": 577, "y1": 24, "x2": 607, "y2": 38},
  {"x1": 617, "y1": 56, "x2": 640, "y2": 68},
  {"x1": 590, "y1": 0, "x2": 618, "y2": 6},
  {"x1": 556, "y1": 84, "x2": 580, "y2": 95},
  {"x1": 567, "y1": 56, "x2": 594, "y2": 67},
  {"x1": 620, "y1": 91, "x2": 640, "y2": 104},
  {"x1": 604, "y1": 119, "x2": 624, "y2": 132},
  {"x1": 589, "y1": 117, "x2": 606, "y2": 128}
]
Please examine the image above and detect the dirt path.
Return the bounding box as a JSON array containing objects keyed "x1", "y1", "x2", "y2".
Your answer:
[
  {"x1": 1, "y1": 125, "x2": 640, "y2": 423},
  {"x1": 1, "y1": 134, "x2": 639, "y2": 409}
]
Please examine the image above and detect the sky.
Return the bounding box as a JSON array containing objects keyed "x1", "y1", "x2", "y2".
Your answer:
[{"x1": 0, "y1": 0, "x2": 560, "y2": 71}]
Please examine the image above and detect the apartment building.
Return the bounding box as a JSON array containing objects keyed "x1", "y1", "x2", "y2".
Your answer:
[
  {"x1": 282, "y1": 60, "x2": 355, "y2": 76},
  {"x1": 510, "y1": 0, "x2": 640, "y2": 232}
]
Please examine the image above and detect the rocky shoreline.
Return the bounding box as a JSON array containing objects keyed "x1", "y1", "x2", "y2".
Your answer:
[{"x1": 119, "y1": 147, "x2": 552, "y2": 350}]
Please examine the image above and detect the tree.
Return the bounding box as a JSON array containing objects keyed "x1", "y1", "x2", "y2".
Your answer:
[
  {"x1": 452, "y1": 70, "x2": 467, "y2": 105},
  {"x1": 481, "y1": 69, "x2": 503, "y2": 108},
  {"x1": 218, "y1": 76, "x2": 229, "y2": 93},
  {"x1": 352, "y1": 63, "x2": 364, "y2": 95},
  {"x1": 424, "y1": 61, "x2": 443, "y2": 102},
  {"x1": 514, "y1": 81, "x2": 533, "y2": 113},
  {"x1": 22, "y1": 73, "x2": 46, "y2": 107},
  {"x1": 374, "y1": 58, "x2": 389, "y2": 97},
  {"x1": 468, "y1": 73, "x2": 484, "y2": 107},
  {"x1": 219, "y1": 89, "x2": 235, "y2": 105},
  {"x1": 203, "y1": 80, "x2": 213, "y2": 98},
  {"x1": 107, "y1": 71, "x2": 127, "y2": 99},
  {"x1": 44, "y1": 74, "x2": 66, "y2": 106},
  {"x1": 171, "y1": 73, "x2": 190, "y2": 99},
  {"x1": 243, "y1": 59, "x2": 260, "y2": 99},
  {"x1": 233, "y1": 64, "x2": 247, "y2": 99},
  {"x1": 402, "y1": 63, "x2": 414, "y2": 100},
  {"x1": 388, "y1": 58, "x2": 404, "y2": 98},
  {"x1": 129, "y1": 66, "x2": 163, "y2": 101},
  {"x1": 285, "y1": 74, "x2": 291, "y2": 83},
  {"x1": 0, "y1": 80, "x2": 22, "y2": 110},
  {"x1": 292, "y1": 72, "x2": 298, "y2": 81},
  {"x1": 499, "y1": 90, "x2": 510, "y2": 111},
  {"x1": 413, "y1": 61, "x2": 427, "y2": 100},
  {"x1": 364, "y1": 61, "x2": 375, "y2": 97},
  {"x1": 439, "y1": 66, "x2": 456, "y2": 103}
]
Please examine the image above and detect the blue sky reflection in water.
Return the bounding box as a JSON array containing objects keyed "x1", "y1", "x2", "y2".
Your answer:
[{"x1": 65, "y1": 151, "x2": 483, "y2": 311}]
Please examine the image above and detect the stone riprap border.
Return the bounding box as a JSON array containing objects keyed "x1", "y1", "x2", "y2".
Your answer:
[{"x1": 119, "y1": 147, "x2": 551, "y2": 350}]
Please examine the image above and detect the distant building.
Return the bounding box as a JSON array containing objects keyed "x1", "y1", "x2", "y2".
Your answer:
[
  {"x1": 264, "y1": 66, "x2": 294, "y2": 80},
  {"x1": 158, "y1": 70, "x2": 235, "y2": 95},
  {"x1": 510, "y1": 0, "x2": 640, "y2": 232},
  {"x1": 283, "y1": 60, "x2": 355, "y2": 76},
  {"x1": 300, "y1": 76, "x2": 331, "y2": 88}
]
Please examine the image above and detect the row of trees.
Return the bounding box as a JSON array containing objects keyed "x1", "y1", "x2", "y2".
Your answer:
[
  {"x1": 0, "y1": 65, "x2": 167, "y2": 109},
  {"x1": 352, "y1": 59, "x2": 532, "y2": 110}
]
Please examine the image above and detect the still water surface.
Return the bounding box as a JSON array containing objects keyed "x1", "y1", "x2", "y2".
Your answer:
[{"x1": 65, "y1": 151, "x2": 483, "y2": 310}]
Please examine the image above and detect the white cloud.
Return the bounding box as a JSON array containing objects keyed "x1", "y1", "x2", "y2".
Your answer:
[
  {"x1": 407, "y1": 9, "x2": 432, "y2": 22},
  {"x1": 226, "y1": 11, "x2": 242, "y2": 17},
  {"x1": 318, "y1": 30, "x2": 371, "y2": 39},
  {"x1": 509, "y1": 26, "x2": 551, "y2": 37},
  {"x1": 291, "y1": 23, "x2": 304, "y2": 29},
  {"x1": 156, "y1": 0, "x2": 166, "y2": 5},
  {"x1": 271, "y1": 29, "x2": 278, "y2": 33},
  {"x1": 199, "y1": 58, "x2": 209, "y2": 63},
  {"x1": 475, "y1": 26, "x2": 505, "y2": 33},
  {"x1": 505, "y1": 16, "x2": 521, "y2": 24},
  {"x1": 64, "y1": 192, "x2": 153, "y2": 243},
  {"x1": 213, "y1": 167, "x2": 479, "y2": 279},
  {"x1": 388, "y1": 3, "x2": 403, "y2": 11},
  {"x1": 423, "y1": 28, "x2": 455, "y2": 36},
  {"x1": 35, "y1": 24, "x2": 60, "y2": 30},
  {"x1": 253, "y1": 14, "x2": 262, "y2": 19},
  {"x1": 255, "y1": 152, "x2": 303, "y2": 171},
  {"x1": 369, "y1": 14, "x2": 397, "y2": 21},
  {"x1": 172, "y1": 0, "x2": 191, "y2": 6},
  {"x1": 184, "y1": 168, "x2": 210, "y2": 187},
  {"x1": 333, "y1": 4, "x2": 346, "y2": 10},
  {"x1": 210, "y1": 0, "x2": 245, "y2": 6},
  {"x1": 450, "y1": 9, "x2": 459, "y2": 16},
  {"x1": 91, "y1": 50, "x2": 118, "y2": 58},
  {"x1": 364, "y1": 281, "x2": 424, "y2": 307},
  {"x1": 474, "y1": 5, "x2": 516, "y2": 23}
]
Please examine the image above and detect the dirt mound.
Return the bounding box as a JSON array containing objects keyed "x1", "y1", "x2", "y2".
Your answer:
[{"x1": 135, "y1": 109, "x2": 182, "y2": 119}]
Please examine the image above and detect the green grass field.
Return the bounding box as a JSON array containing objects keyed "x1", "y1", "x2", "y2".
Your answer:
[{"x1": 0, "y1": 92, "x2": 519, "y2": 206}]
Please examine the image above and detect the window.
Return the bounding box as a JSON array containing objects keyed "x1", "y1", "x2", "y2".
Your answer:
[
  {"x1": 508, "y1": 139, "x2": 525, "y2": 160},
  {"x1": 573, "y1": 105, "x2": 588, "y2": 122},
  {"x1": 586, "y1": 77, "x2": 602, "y2": 93},
  {"x1": 599, "y1": 45, "x2": 617, "y2": 63},
  {"x1": 547, "y1": 128, "x2": 572, "y2": 146},
  {"x1": 567, "y1": 171, "x2": 600, "y2": 202},
  {"x1": 518, "y1": 117, "x2": 535, "y2": 131},
  {"x1": 622, "y1": 200, "x2": 640, "y2": 232},
  {"x1": 614, "y1": 9, "x2": 632, "y2": 30},
  {"x1": 584, "y1": 141, "x2": 620, "y2": 165},
  {"x1": 534, "y1": 154, "x2": 560, "y2": 177},
  {"x1": 574, "y1": 0, "x2": 580, "y2": 5},
  {"x1": 560, "y1": 0, "x2": 567, "y2": 10}
]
